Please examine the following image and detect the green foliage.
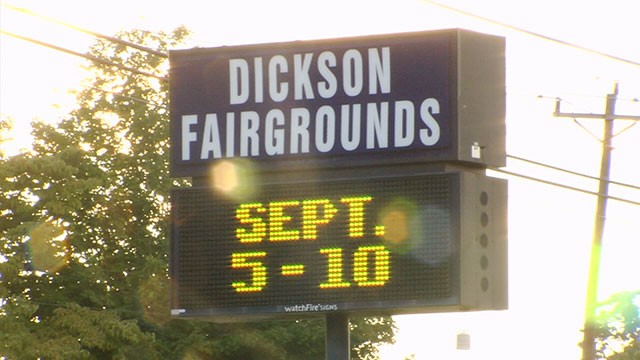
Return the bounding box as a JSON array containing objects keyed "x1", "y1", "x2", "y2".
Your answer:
[
  {"x1": 595, "y1": 291, "x2": 640, "y2": 360},
  {"x1": 0, "y1": 27, "x2": 396, "y2": 359},
  {"x1": 0, "y1": 118, "x2": 12, "y2": 159}
]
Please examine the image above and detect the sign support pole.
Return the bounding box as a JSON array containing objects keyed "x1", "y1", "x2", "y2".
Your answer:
[{"x1": 326, "y1": 313, "x2": 350, "y2": 360}]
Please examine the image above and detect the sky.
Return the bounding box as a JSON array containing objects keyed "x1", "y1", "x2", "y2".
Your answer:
[{"x1": 1, "y1": 0, "x2": 639, "y2": 359}]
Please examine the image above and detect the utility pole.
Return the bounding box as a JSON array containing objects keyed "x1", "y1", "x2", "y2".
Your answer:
[{"x1": 553, "y1": 82, "x2": 640, "y2": 360}]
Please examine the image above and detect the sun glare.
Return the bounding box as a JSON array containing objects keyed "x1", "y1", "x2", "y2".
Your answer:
[
  {"x1": 210, "y1": 159, "x2": 258, "y2": 200},
  {"x1": 26, "y1": 220, "x2": 69, "y2": 273}
]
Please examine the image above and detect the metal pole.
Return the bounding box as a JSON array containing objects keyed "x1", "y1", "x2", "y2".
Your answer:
[
  {"x1": 326, "y1": 313, "x2": 350, "y2": 360},
  {"x1": 581, "y1": 83, "x2": 618, "y2": 360}
]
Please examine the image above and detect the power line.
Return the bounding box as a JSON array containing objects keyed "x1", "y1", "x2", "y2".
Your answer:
[
  {"x1": 507, "y1": 154, "x2": 640, "y2": 191},
  {"x1": 489, "y1": 167, "x2": 640, "y2": 207},
  {"x1": 421, "y1": 0, "x2": 640, "y2": 67},
  {"x1": 0, "y1": 30, "x2": 167, "y2": 82},
  {"x1": 6, "y1": 1, "x2": 639, "y2": 68},
  {"x1": 1, "y1": 28, "x2": 186, "y2": 109},
  {"x1": 1, "y1": 2, "x2": 167, "y2": 58},
  {"x1": 86, "y1": 86, "x2": 168, "y2": 109},
  {"x1": 539, "y1": 94, "x2": 640, "y2": 104}
]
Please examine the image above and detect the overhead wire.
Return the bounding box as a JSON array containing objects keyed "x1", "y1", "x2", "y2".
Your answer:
[
  {"x1": 1, "y1": 3, "x2": 167, "y2": 58},
  {"x1": 488, "y1": 167, "x2": 640, "y2": 207},
  {"x1": 0, "y1": 30, "x2": 167, "y2": 82},
  {"x1": 86, "y1": 86, "x2": 168, "y2": 110},
  {"x1": 421, "y1": 0, "x2": 640, "y2": 67},
  {"x1": 507, "y1": 154, "x2": 640, "y2": 191},
  {"x1": 6, "y1": 0, "x2": 640, "y2": 68}
]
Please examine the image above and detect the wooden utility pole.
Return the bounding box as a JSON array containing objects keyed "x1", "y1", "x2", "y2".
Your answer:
[{"x1": 553, "y1": 82, "x2": 640, "y2": 360}]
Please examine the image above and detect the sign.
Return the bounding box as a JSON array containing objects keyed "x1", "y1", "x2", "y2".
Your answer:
[
  {"x1": 169, "y1": 29, "x2": 505, "y2": 176},
  {"x1": 170, "y1": 172, "x2": 507, "y2": 322}
]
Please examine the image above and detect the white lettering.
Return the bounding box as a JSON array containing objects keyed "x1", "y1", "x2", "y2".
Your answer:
[
  {"x1": 394, "y1": 100, "x2": 414, "y2": 147},
  {"x1": 200, "y1": 114, "x2": 222, "y2": 159},
  {"x1": 366, "y1": 102, "x2": 388, "y2": 149},
  {"x1": 290, "y1": 108, "x2": 310, "y2": 154},
  {"x1": 315, "y1": 105, "x2": 335, "y2": 153},
  {"x1": 368, "y1": 47, "x2": 390, "y2": 94},
  {"x1": 254, "y1": 57, "x2": 264, "y2": 103},
  {"x1": 419, "y1": 98, "x2": 440, "y2": 146},
  {"x1": 343, "y1": 49, "x2": 363, "y2": 97},
  {"x1": 240, "y1": 111, "x2": 260, "y2": 156},
  {"x1": 229, "y1": 59, "x2": 249, "y2": 105},
  {"x1": 226, "y1": 113, "x2": 235, "y2": 157},
  {"x1": 181, "y1": 115, "x2": 198, "y2": 160},
  {"x1": 181, "y1": 99, "x2": 442, "y2": 160},
  {"x1": 229, "y1": 47, "x2": 391, "y2": 103},
  {"x1": 340, "y1": 104, "x2": 361, "y2": 151},
  {"x1": 265, "y1": 109, "x2": 285, "y2": 155},
  {"x1": 294, "y1": 53, "x2": 314, "y2": 100},
  {"x1": 317, "y1": 51, "x2": 337, "y2": 99},
  {"x1": 269, "y1": 55, "x2": 288, "y2": 102}
]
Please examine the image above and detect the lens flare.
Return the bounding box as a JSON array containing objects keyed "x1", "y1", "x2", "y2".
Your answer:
[
  {"x1": 209, "y1": 159, "x2": 258, "y2": 200},
  {"x1": 26, "y1": 221, "x2": 69, "y2": 273},
  {"x1": 377, "y1": 199, "x2": 418, "y2": 253},
  {"x1": 212, "y1": 160, "x2": 238, "y2": 192},
  {"x1": 380, "y1": 210, "x2": 409, "y2": 245},
  {"x1": 180, "y1": 345, "x2": 212, "y2": 360},
  {"x1": 139, "y1": 274, "x2": 170, "y2": 326}
]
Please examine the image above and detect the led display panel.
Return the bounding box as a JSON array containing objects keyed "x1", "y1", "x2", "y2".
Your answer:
[{"x1": 170, "y1": 172, "x2": 507, "y2": 321}]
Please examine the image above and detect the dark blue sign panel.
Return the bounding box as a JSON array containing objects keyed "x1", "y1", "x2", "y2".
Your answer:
[{"x1": 169, "y1": 29, "x2": 505, "y2": 176}]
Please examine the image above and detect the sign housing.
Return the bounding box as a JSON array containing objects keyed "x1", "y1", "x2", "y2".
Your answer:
[
  {"x1": 170, "y1": 171, "x2": 507, "y2": 322},
  {"x1": 169, "y1": 29, "x2": 505, "y2": 176}
]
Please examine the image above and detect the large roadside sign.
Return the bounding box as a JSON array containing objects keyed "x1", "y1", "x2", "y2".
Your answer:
[
  {"x1": 169, "y1": 29, "x2": 505, "y2": 177},
  {"x1": 169, "y1": 29, "x2": 507, "y2": 322}
]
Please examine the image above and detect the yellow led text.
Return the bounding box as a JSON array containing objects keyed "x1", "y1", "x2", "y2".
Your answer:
[
  {"x1": 341, "y1": 196, "x2": 373, "y2": 238},
  {"x1": 269, "y1": 201, "x2": 301, "y2": 241},
  {"x1": 281, "y1": 264, "x2": 305, "y2": 276},
  {"x1": 235, "y1": 203, "x2": 267, "y2": 243},
  {"x1": 235, "y1": 196, "x2": 375, "y2": 242},
  {"x1": 353, "y1": 245, "x2": 390, "y2": 286},
  {"x1": 231, "y1": 251, "x2": 267, "y2": 292},
  {"x1": 302, "y1": 199, "x2": 338, "y2": 240},
  {"x1": 319, "y1": 248, "x2": 351, "y2": 289}
]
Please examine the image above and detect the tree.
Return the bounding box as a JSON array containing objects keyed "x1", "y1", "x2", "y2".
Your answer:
[
  {"x1": 594, "y1": 291, "x2": 640, "y2": 360},
  {"x1": 0, "y1": 28, "x2": 395, "y2": 359}
]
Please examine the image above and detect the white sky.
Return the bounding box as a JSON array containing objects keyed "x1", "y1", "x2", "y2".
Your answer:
[{"x1": 1, "y1": 1, "x2": 639, "y2": 359}]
